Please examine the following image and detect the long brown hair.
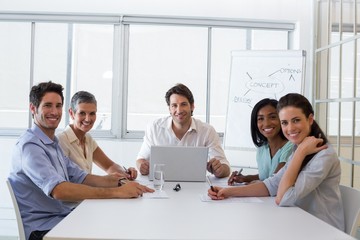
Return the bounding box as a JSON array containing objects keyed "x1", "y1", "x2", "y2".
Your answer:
[{"x1": 277, "y1": 93, "x2": 327, "y2": 171}]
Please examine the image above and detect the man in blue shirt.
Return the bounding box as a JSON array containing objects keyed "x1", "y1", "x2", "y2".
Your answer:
[{"x1": 8, "y1": 81, "x2": 153, "y2": 240}]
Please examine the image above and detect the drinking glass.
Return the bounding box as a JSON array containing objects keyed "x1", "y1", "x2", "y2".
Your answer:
[{"x1": 153, "y1": 164, "x2": 165, "y2": 191}]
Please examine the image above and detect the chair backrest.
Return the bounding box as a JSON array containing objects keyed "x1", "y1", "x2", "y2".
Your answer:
[
  {"x1": 6, "y1": 180, "x2": 26, "y2": 240},
  {"x1": 339, "y1": 184, "x2": 360, "y2": 237}
]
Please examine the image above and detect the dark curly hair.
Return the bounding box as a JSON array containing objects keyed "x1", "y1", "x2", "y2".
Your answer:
[
  {"x1": 29, "y1": 81, "x2": 64, "y2": 108},
  {"x1": 251, "y1": 98, "x2": 286, "y2": 147}
]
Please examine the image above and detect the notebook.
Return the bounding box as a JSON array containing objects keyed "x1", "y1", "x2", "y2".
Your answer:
[{"x1": 149, "y1": 146, "x2": 209, "y2": 182}]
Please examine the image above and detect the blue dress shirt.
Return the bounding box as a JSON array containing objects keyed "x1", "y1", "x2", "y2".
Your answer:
[{"x1": 8, "y1": 124, "x2": 88, "y2": 240}]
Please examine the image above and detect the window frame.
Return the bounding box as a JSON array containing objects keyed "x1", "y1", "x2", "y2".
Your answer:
[
  {"x1": 314, "y1": 0, "x2": 360, "y2": 188},
  {"x1": 0, "y1": 12, "x2": 296, "y2": 139}
]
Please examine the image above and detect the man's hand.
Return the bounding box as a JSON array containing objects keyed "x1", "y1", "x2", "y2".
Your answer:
[
  {"x1": 207, "y1": 158, "x2": 230, "y2": 178},
  {"x1": 117, "y1": 182, "x2": 154, "y2": 198},
  {"x1": 137, "y1": 159, "x2": 150, "y2": 175}
]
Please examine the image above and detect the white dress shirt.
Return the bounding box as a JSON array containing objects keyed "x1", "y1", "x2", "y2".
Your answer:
[{"x1": 137, "y1": 116, "x2": 229, "y2": 166}]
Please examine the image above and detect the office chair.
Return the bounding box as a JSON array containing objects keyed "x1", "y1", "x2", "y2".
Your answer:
[
  {"x1": 6, "y1": 180, "x2": 26, "y2": 240},
  {"x1": 339, "y1": 185, "x2": 360, "y2": 237}
]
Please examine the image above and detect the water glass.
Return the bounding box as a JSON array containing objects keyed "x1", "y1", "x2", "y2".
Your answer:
[{"x1": 153, "y1": 164, "x2": 165, "y2": 191}]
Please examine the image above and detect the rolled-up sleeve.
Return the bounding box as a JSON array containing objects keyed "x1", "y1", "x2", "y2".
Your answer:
[
  {"x1": 22, "y1": 141, "x2": 87, "y2": 197},
  {"x1": 136, "y1": 123, "x2": 153, "y2": 160},
  {"x1": 278, "y1": 150, "x2": 335, "y2": 207},
  {"x1": 22, "y1": 142, "x2": 67, "y2": 196},
  {"x1": 65, "y1": 155, "x2": 88, "y2": 184},
  {"x1": 206, "y1": 126, "x2": 229, "y2": 166}
]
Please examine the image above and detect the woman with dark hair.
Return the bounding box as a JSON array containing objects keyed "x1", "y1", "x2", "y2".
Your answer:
[
  {"x1": 209, "y1": 93, "x2": 344, "y2": 231},
  {"x1": 228, "y1": 98, "x2": 293, "y2": 184}
]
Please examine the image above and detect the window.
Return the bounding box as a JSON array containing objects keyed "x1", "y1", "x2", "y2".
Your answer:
[
  {"x1": 127, "y1": 25, "x2": 208, "y2": 131},
  {"x1": 71, "y1": 24, "x2": 114, "y2": 131},
  {"x1": 314, "y1": 0, "x2": 360, "y2": 188},
  {"x1": 33, "y1": 23, "x2": 69, "y2": 128},
  {"x1": 0, "y1": 22, "x2": 31, "y2": 130},
  {"x1": 210, "y1": 28, "x2": 247, "y2": 132},
  {"x1": 0, "y1": 13, "x2": 294, "y2": 141},
  {"x1": 209, "y1": 28, "x2": 289, "y2": 133}
]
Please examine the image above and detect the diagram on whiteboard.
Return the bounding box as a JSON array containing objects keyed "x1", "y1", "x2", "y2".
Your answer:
[
  {"x1": 224, "y1": 50, "x2": 305, "y2": 150},
  {"x1": 234, "y1": 66, "x2": 302, "y2": 109}
]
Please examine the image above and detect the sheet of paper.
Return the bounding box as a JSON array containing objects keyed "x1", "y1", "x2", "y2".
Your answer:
[
  {"x1": 143, "y1": 190, "x2": 169, "y2": 199},
  {"x1": 206, "y1": 175, "x2": 227, "y2": 187},
  {"x1": 199, "y1": 193, "x2": 263, "y2": 203},
  {"x1": 206, "y1": 175, "x2": 245, "y2": 188}
]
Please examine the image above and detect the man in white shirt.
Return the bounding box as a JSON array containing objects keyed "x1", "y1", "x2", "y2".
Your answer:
[{"x1": 136, "y1": 83, "x2": 230, "y2": 178}]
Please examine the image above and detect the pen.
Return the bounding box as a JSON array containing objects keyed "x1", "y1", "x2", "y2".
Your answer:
[
  {"x1": 206, "y1": 176, "x2": 215, "y2": 192},
  {"x1": 228, "y1": 168, "x2": 243, "y2": 185},
  {"x1": 228, "y1": 171, "x2": 236, "y2": 185},
  {"x1": 123, "y1": 165, "x2": 132, "y2": 178}
]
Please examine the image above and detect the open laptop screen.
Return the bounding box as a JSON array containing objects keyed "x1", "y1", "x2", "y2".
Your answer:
[{"x1": 149, "y1": 146, "x2": 209, "y2": 182}]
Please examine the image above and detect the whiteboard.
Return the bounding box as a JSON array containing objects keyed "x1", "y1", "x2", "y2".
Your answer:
[{"x1": 224, "y1": 50, "x2": 305, "y2": 151}]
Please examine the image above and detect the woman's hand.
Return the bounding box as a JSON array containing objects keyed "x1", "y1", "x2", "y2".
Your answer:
[
  {"x1": 208, "y1": 186, "x2": 234, "y2": 200},
  {"x1": 297, "y1": 136, "x2": 327, "y2": 157},
  {"x1": 228, "y1": 171, "x2": 246, "y2": 185}
]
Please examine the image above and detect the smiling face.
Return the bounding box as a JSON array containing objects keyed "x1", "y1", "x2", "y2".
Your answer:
[
  {"x1": 279, "y1": 106, "x2": 313, "y2": 145},
  {"x1": 69, "y1": 102, "x2": 97, "y2": 134},
  {"x1": 169, "y1": 94, "x2": 194, "y2": 128},
  {"x1": 257, "y1": 105, "x2": 281, "y2": 140},
  {"x1": 30, "y1": 92, "x2": 63, "y2": 139}
]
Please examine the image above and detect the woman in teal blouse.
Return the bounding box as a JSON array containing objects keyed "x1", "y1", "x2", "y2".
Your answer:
[{"x1": 228, "y1": 98, "x2": 293, "y2": 184}]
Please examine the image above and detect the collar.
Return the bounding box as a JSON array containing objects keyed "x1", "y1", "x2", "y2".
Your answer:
[
  {"x1": 64, "y1": 125, "x2": 83, "y2": 144},
  {"x1": 31, "y1": 123, "x2": 56, "y2": 145},
  {"x1": 166, "y1": 116, "x2": 197, "y2": 133}
]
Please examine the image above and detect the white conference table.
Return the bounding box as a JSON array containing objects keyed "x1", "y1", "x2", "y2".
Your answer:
[{"x1": 44, "y1": 176, "x2": 355, "y2": 240}]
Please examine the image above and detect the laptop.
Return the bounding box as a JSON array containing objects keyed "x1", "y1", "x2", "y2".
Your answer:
[{"x1": 149, "y1": 146, "x2": 209, "y2": 182}]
